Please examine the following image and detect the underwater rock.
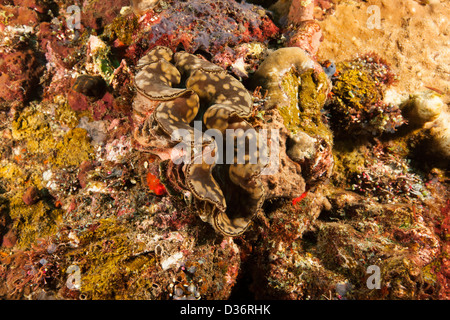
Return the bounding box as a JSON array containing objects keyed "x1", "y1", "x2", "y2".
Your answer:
[
  {"x1": 326, "y1": 53, "x2": 404, "y2": 136},
  {"x1": 253, "y1": 244, "x2": 347, "y2": 299},
  {"x1": 250, "y1": 187, "x2": 344, "y2": 299},
  {"x1": 131, "y1": 0, "x2": 160, "y2": 14},
  {"x1": 286, "y1": 131, "x2": 316, "y2": 163},
  {"x1": 11, "y1": 0, "x2": 49, "y2": 14},
  {"x1": 81, "y1": 0, "x2": 131, "y2": 30},
  {"x1": 68, "y1": 88, "x2": 123, "y2": 121},
  {"x1": 0, "y1": 46, "x2": 43, "y2": 107},
  {"x1": 429, "y1": 111, "x2": 450, "y2": 160},
  {"x1": 286, "y1": 131, "x2": 333, "y2": 186},
  {"x1": 288, "y1": 0, "x2": 314, "y2": 24},
  {"x1": 401, "y1": 91, "x2": 445, "y2": 127},
  {"x1": 0, "y1": 197, "x2": 12, "y2": 247},
  {"x1": 248, "y1": 185, "x2": 447, "y2": 300},
  {"x1": 77, "y1": 160, "x2": 98, "y2": 189},
  {"x1": 272, "y1": 0, "x2": 325, "y2": 61},
  {"x1": 129, "y1": 0, "x2": 278, "y2": 68},
  {"x1": 37, "y1": 21, "x2": 82, "y2": 70},
  {"x1": 256, "y1": 108, "x2": 323, "y2": 194},
  {"x1": 400, "y1": 91, "x2": 449, "y2": 161},
  {"x1": 22, "y1": 186, "x2": 40, "y2": 206},
  {"x1": 1, "y1": 229, "x2": 16, "y2": 248},
  {"x1": 314, "y1": 0, "x2": 336, "y2": 20},
  {"x1": 29, "y1": 193, "x2": 242, "y2": 300},
  {"x1": 251, "y1": 47, "x2": 333, "y2": 185},
  {"x1": 284, "y1": 20, "x2": 322, "y2": 56},
  {"x1": 268, "y1": 0, "x2": 334, "y2": 26},
  {"x1": 265, "y1": 0, "x2": 311, "y2": 26},
  {"x1": 0, "y1": 5, "x2": 39, "y2": 27},
  {"x1": 320, "y1": 189, "x2": 447, "y2": 299}
]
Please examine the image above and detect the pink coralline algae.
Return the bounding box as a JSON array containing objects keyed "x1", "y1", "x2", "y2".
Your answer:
[
  {"x1": 81, "y1": 0, "x2": 132, "y2": 30},
  {"x1": 0, "y1": 34, "x2": 44, "y2": 107},
  {"x1": 284, "y1": 20, "x2": 322, "y2": 56},
  {"x1": 68, "y1": 89, "x2": 122, "y2": 121},
  {"x1": 0, "y1": 50, "x2": 40, "y2": 106},
  {"x1": 129, "y1": 0, "x2": 279, "y2": 69}
]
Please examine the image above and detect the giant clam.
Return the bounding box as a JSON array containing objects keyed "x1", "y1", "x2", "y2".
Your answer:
[
  {"x1": 133, "y1": 46, "x2": 267, "y2": 236},
  {"x1": 132, "y1": 46, "x2": 332, "y2": 236}
]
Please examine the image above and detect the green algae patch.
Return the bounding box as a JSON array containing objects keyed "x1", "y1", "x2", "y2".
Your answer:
[
  {"x1": 12, "y1": 107, "x2": 58, "y2": 155},
  {"x1": 0, "y1": 162, "x2": 26, "y2": 187},
  {"x1": 12, "y1": 106, "x2": 93, "y2": 168},
  {"x1": 279, "y1": 68, "x2": 333, "y2": 144},
  {"x1": 0, "y1": 148, "x2": 47, "y2": 193},
  {"x1": 9, "y1": 191, "x2": 62, "y2": 248},
  {"x1": 51, "y1": 128, "x2": 94, "y2": 168},
  {"x1": 103, "y1": 14, "x2": 139, "y2": 46},
  {"x1": 54, "y1": 96, "x2": 80, "y2": 129},
  {"x1": 280, "y1": 69, "x2": 302, "y2": 133},
  {"x1": 331, "y1": 140, "x2": 367, "y2": 186},
  {"x1": 326, "y1": 55, "x2": 403, "y2": 136},
  {"x1": 297, "y1": 70, "x2": 333, "y2": 145},
  {"x1": 332, "y1": 62, "x2": 380, "y2": 113},
  {"x1": 69, "y1": 218, "x2": 157, "y2": 299},
  {"x1": 88, "y1": 36, "x2": 121, "y2": 84}
]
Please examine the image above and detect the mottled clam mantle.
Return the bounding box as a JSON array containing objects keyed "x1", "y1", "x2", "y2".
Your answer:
[{"x1": 133, "y1": 46, "x2": 266, "y2": 236}]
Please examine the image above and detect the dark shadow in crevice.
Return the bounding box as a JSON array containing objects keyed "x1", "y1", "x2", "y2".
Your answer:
[{"x1": 228, "y1": 253, "x2": 256, "y2": 300}]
